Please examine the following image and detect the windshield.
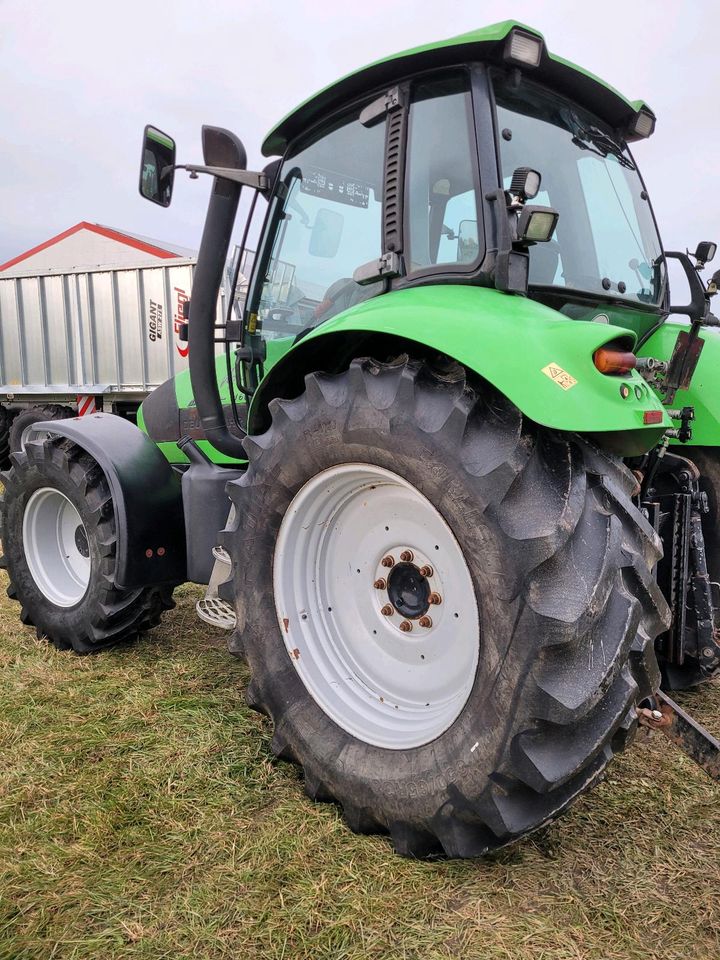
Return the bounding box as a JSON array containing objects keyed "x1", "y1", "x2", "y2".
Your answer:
[
  {"x1": 493, "y1": 74, "x2": 665, "y2": 307},
  {"x1": 247, "y1": 108, "x2": 385, "y2": 340}
]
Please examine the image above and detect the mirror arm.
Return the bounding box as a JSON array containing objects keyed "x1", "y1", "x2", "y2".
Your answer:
[
  {"x1": 666, "y1": 250, "x2": 711, "y2": 323},
  {"x1": 172, "y1": 164, "x2": 268, "y2": 192},
  {"x1": 485, "y1": 188, "x2": 529, "y2": 295}
]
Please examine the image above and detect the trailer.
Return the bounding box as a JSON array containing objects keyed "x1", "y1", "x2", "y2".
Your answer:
[{"x1": 0, "y1": 250, "x2": 249, "y2": 465}]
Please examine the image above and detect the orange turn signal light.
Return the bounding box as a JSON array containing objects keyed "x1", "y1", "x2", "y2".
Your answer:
[{"x1": 593, "y1": 346, "x2": 638, "y2": 376}]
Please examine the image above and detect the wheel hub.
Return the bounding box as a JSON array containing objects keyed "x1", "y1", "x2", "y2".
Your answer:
[
  {"x1": 386, "y1": 561, "x2": 431, "y2": 620},
  {"x1": 74, "y1": 524, "x2": 90, "y2": 558}
]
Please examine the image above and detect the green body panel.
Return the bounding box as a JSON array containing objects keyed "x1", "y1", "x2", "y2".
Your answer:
[
  {"x1": 557, "y1": 302, "x2": 662, "y2": 345},
  {"x1": 139, "y1": 338, "x2": 294, "y2": 465},
  {"x1": 263, "y1": 20, "x2": 651, "y2": 156},
  {"x1": 249, "y1": 285, "x2": 670, "y2": 450},
  {"x1": 639, "y1": 321, "x2": 720, "y2": 445}
]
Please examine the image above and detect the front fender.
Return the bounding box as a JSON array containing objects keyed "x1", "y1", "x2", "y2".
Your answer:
[
  {"x1": 33, "y1": 413, "x2": 186, "y2": 588},
  {"x1": 250, "y1": 286, "x2": 670, "y2": 448},
  {"x1": 639, "y1": 320, "x2": 720, "y2": 446}
]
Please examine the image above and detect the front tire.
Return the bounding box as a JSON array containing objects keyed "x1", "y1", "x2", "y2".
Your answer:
[
  {"x1": 9, "y1": 403, "x2": 74, "y2": 455},
  {"x1": 0, "y1": 405, "x2": 14, "y2": 470},
  {"x1": 225, "y1": 357, "x2": 670, "y2": 858},
  {"x1": 0, "y1": 438, "x2": 176, "y2": 652}
]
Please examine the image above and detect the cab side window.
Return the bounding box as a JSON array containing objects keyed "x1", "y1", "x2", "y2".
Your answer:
[{"x1": 405, "y1": 73, "x2": 480, "y2": 272}]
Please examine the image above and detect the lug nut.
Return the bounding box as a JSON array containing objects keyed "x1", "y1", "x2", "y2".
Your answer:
[
  {"x1": 381, "y1": 604, "x2": 393, "y2": 616},
  {"x1": 374, "y1": 578, "x2": 387, "y2": 590},
  {"x1": 419, "y1": 565, "x2": 433, "y2": 578},
  {"x1": 399, "y1": 620, "x2": 412, "y2": 632},
  {"x1": 429, "y1": 592, "x2": 442, "y2": 605},
  {"x1": 419, "y1": 615, "x2": 432, "y2": 628},
  {"x1": 381, "y1": 555, "x2": 395, "y2": 568},
  {"x1": 400, "y1": 550, "x2": 414, "y2": 563}
]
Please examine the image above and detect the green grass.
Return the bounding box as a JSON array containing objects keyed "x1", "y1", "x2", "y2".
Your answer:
[{"x1": 0, "y1": 576, "x2": 719, "y2": 960}]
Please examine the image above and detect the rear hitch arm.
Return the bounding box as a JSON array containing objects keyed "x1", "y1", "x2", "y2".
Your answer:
[{"x1": 637, "y1": 690, "x2": 720, "y2": 781}]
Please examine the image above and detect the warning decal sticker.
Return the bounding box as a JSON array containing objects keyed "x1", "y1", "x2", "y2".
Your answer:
[{"x1": 542, "y1": 363, "x2": 578, "y2": 391}]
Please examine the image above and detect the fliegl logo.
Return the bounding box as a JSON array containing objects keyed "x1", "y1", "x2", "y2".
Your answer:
[{"x1": 174, "y1": 286, "x2": 189, "y2": 358}]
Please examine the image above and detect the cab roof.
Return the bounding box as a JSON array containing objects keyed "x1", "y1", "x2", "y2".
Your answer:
[{"x1": 262, "y1": 20, "x2": 651, "y2": 157}]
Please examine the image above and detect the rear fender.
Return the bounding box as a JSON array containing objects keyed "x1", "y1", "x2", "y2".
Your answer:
[
  {"x1": 32, "y1": 413, "x2": 186, "y2": 588},
  {"x1": 249, "y1": 285, "x2": 671, "y2": 452}
]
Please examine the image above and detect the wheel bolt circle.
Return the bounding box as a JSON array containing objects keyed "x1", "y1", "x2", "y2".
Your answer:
[
  {"x1": 381, "y1": 555, "x2": 395, "y2": 568},
  {"x1": 381, "y1": 604, "x2": 394, "y2": 616},
  {"x1": 399, "y1": 620, "x2": 412, "y2": 632},
  {"x1": 419, "y1": 565, "x2": 433, "y2": 578},
  {"x1": 400, "y1": 550, "x2": 414, "y2": 563},
  {"x1": 374, "y1": 578, "x2": 387, "y2": 590},
  {"x1": 429, "y1": 592, "x2": 442, "y2": 605},
  {"x1": 419, "y1": 615, "x2": 432, "y2": 628}
]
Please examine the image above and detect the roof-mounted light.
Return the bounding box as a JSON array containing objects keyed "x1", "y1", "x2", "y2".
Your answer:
[
  {"x1": 629, "y1": 107, "x2": 656, "y2": 140},
  {"x1": 504, "y1": 29, "x2": 543, "y2": 68}
]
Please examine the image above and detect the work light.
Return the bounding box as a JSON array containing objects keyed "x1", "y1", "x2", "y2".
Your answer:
[
  {"x1": 503, "y1": 29, "x2": 543, "y2": 68},
  {"x1": 509, "y1": 167, "x2": 541, "y2": 201},
  {"x1": 694, "y1": 241, "x2": 717, "y2": 266},
  {"x1": 517, "y1": 205, "x2": 559, "y2": 243},
  {"x1": 629, "y1": 108, "x2": 656, "y2": 139}
]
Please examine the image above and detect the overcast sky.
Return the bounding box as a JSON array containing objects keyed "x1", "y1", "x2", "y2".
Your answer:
[{"x1": 2, "y1": 0, "x2": 717, "y2": 269}]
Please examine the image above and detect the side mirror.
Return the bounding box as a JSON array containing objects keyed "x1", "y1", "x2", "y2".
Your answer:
[
  {"x1": 694, "y1": 241, "x2": 717, "y2": 266},
  {"x1": 308, "y1": 208, "x2": 344, "y2": 258},
  {"x1": 139, "y1": 125, "x2": 176, "y2": 207},
  {"x1": 457, "y1": 220, "x2": 479, "y2": 263}
]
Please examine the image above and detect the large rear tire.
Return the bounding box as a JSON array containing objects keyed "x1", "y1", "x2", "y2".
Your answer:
[
  {"x1": 0, "y1": 438, "x2": 176, "y2": 653},
  {"x1": 223, "y1": 357, "x2": 670, "y2": 858}
]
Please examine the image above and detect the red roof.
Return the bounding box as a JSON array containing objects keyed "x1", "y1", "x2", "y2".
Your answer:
[{"x1": 0, "y1": 221, "x2": 181, "y2": 272}]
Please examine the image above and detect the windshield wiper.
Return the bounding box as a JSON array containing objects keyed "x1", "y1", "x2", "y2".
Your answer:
[
  {"x1": 571, "y1": 129, "x2": 635, "y2": 169},
  {"x1": 562, "y1": 109, "x2": 635, "y2": 169}
]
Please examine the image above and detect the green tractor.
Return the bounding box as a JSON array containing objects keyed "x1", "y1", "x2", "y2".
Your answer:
[{"x1": 3, "y1": 21, "x2": 719, "y2": 858}]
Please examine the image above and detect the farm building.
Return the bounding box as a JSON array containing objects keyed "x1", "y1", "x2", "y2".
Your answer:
[{"x1": 0, "y1": 222, "x2": 195, "y2": 276}]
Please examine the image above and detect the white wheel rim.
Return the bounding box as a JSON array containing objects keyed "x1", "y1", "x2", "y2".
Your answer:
[
  {"x1": 21, "y1": 424, "x2": 53, "y2": 448},
  {"x1": 22, "y1": 487, "x2": 91, "y2": 607},
  {"x1": 273, "y1": 464, "x2": 479, "y2": 750}
]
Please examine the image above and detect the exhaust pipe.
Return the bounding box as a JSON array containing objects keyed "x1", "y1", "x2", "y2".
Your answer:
[{"x1": 188, "y1": 126, "x2": 247, "y2": 459}]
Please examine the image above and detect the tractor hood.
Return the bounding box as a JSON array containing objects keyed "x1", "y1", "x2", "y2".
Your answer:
[{"x1": 262, "y1": 20, "x2": 654, "y2": 156}]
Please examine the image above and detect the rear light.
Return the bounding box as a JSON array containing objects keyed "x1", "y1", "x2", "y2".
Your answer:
[
  {"x1": 593, "y1": 346, "x2": 638, "y2": 376},
  {"x1": 643, "y1": 410, "x2": 664, "y2": 425}
]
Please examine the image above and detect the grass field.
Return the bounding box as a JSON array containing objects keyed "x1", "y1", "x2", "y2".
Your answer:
[{"x1": 0, "y1": 576, "x2": 719, "y2": 960}]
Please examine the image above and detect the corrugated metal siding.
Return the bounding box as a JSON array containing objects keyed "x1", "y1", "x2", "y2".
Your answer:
[{"x1": 0, "y1": 260, "x2": 214, "y2": 395}]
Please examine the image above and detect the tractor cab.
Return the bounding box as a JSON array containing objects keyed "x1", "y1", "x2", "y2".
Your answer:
[
  {"x1": 248, "y1": 26, "x2": 665, "y2": 341},
  {"x1": 137, "y1": 20, "x2": 687, "y2": 464}
]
